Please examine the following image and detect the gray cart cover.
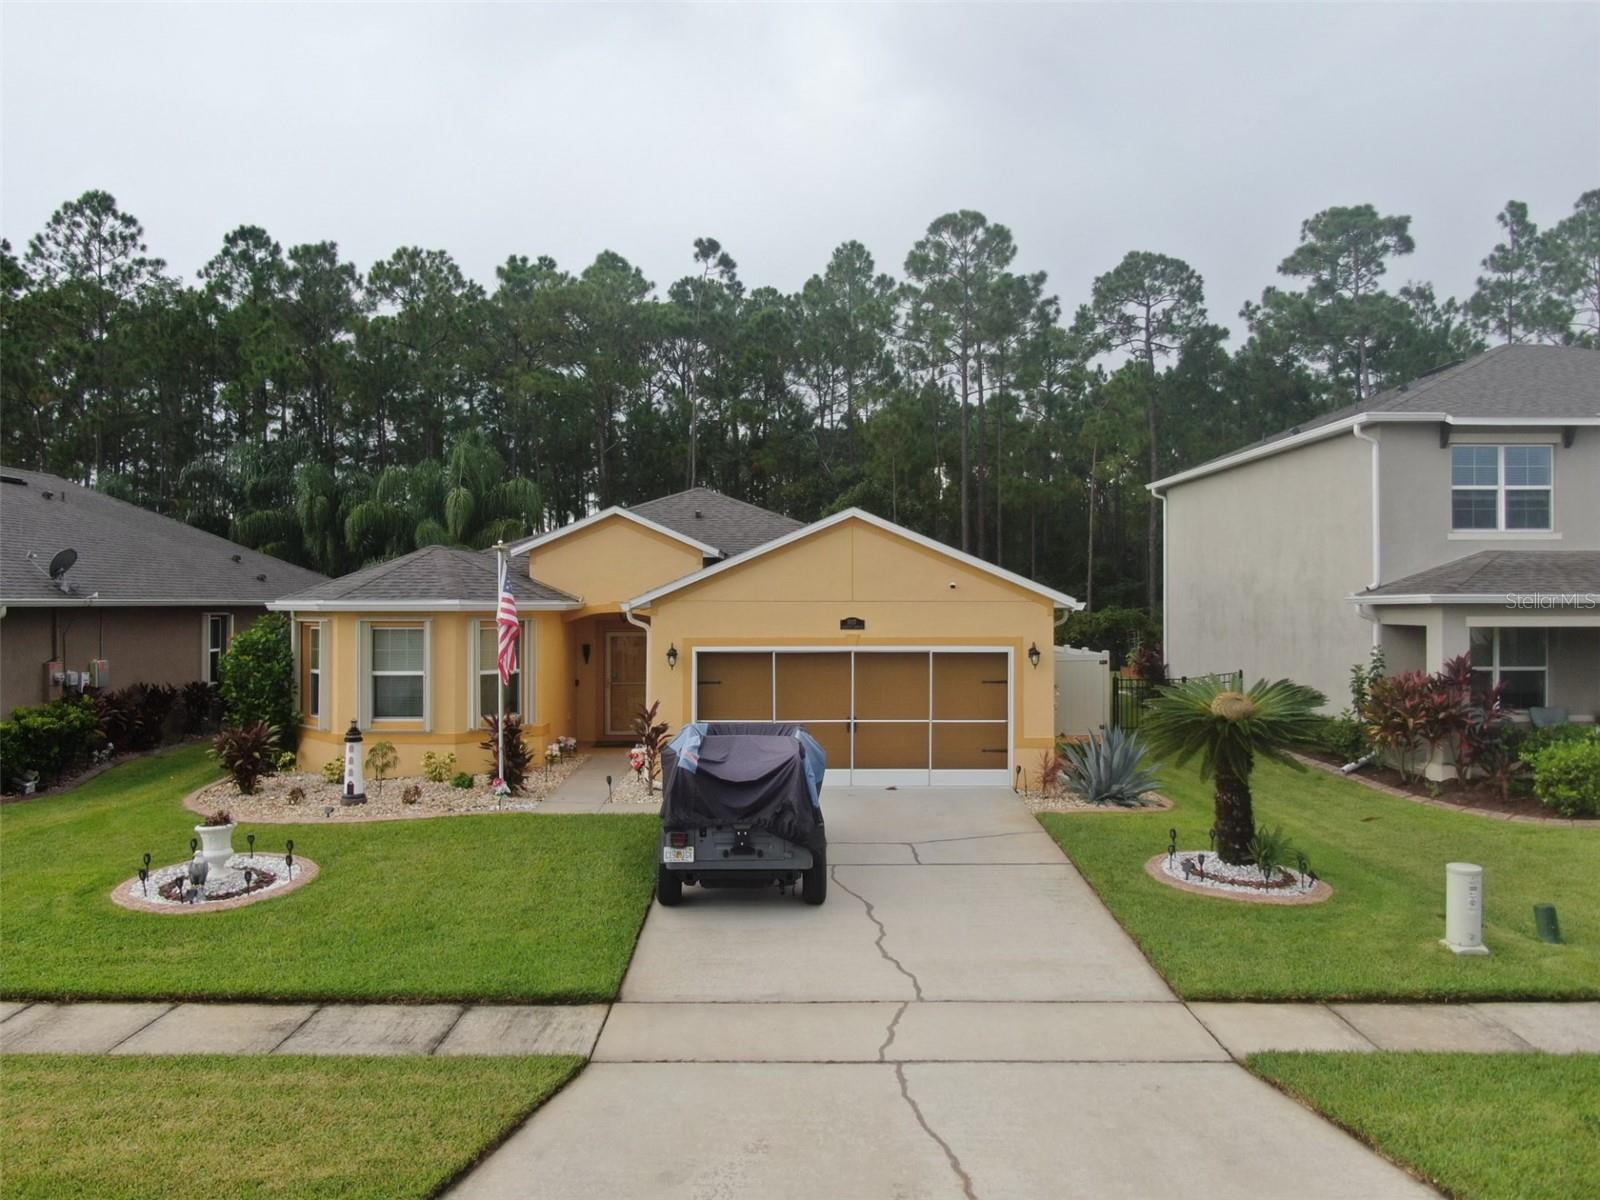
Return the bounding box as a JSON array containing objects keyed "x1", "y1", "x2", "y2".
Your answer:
[{"x1": 661, "y1": 723, "x2": 826, "y2": 851}]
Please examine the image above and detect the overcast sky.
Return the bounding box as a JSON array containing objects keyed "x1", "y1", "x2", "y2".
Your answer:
[{"x1": 3, "y1": 3, "x2": 1596, "y2": 336}]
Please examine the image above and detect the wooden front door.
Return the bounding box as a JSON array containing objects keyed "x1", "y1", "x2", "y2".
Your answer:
[{"x1": 605, "y1": 632, "x2": 647, "y2": 737}]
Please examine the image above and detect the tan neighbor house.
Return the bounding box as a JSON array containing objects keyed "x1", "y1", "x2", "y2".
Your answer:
[{"x1": 273, "y1": 488, "x2": 1080, "y2": 786}]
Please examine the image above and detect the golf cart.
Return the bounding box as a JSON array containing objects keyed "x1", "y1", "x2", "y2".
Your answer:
[{"x1": 656, "y1": 722, "x2": 827, "y2": 906}]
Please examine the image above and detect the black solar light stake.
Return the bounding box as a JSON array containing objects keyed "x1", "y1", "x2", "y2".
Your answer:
[
  {"x1": 1208, "y1": 827, "x2": 1218, "y2": 851},
  {"x1": 138, "y1": 866, "x2": 149, "y2": 897},
  {"x1": 606, "y1": 774, "x2": 613, "y2": 801},
  {"x1": 1167, "y1": 827, "x2": 1178, "y2": 865},
  {"x1": 247, "y1": 833, "x2": 256, "y2": 858},
  {"x1": 142, "y1": 851, "x2": 152, "y2": 871},
  {"x1": 243, "y1": 867, "x2": 255, "y2": 894}
]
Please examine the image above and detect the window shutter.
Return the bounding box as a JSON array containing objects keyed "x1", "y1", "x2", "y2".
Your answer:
[{"x1": 357, "y1": 620, "x2": 371, "y2": 730}]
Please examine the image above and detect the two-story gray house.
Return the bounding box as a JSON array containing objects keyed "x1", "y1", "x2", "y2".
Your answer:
[{"x1": 1153, "y1": 345, "x2": 1600, "y2": 770}]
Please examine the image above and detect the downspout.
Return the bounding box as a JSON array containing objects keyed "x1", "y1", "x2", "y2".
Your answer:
[
  {"x1": 1352, "y1": 420, "x2": 1382, "y2": 649},
  {"x1": 622, "y1": 603, "x2": 652, "y2": 713}
]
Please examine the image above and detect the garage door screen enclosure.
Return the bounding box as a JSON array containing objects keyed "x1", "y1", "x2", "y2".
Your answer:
[{"x1": 693, "y1": 648, "x2": 1012, "y2": 786}]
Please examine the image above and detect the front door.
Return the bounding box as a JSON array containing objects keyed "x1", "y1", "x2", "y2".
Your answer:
[{"x1": 605, "y1": 631, "x2": 647, "y2": 737}]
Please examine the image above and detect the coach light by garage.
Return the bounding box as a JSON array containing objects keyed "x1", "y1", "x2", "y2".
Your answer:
[
  {"x1": 666, "y1": 644, "x2": 678, "y2": 670},
  {"x1": 1028, "y1": 642, "x2": 1041, "y2": 668}
]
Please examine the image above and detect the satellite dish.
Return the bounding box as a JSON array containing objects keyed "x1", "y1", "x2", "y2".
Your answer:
[{"x1": 47, "y1": 548, "x2": 78, "y2": 580}]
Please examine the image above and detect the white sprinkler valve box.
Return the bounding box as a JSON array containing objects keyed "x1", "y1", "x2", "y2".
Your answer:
[
  {"x1": 342, "y1": 720, "x2": 367, "y2": 806},
  {"x1": 1441, "y1": 862, "x2": 1489, "y2": 956}
]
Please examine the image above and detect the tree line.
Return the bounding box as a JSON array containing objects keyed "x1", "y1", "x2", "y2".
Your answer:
[{"x1": 2, "y1": 188, "x2": 1595, "y2": 619}]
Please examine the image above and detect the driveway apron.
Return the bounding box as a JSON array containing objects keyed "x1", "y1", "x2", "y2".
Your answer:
[{"x1": 449, "y1": 789, "x2": 1434, "y2": 1199}]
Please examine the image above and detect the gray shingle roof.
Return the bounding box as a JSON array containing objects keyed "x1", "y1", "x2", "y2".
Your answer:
[
  {"x1": 0, "y1": 466, "x2": 327, "y2": 605},
  {"x1": 628, "y1": 487, "x2": 803, "y2": 558},
  {"x1": 273, "y1": 545, "x2": 578, "y2": 608},
  {"x1": 1175, "y1": 344, "x2": 1600, "y2": 480},
  {"x1": 1360, "y1": 550, "x2": 1600, "y2": 599}
]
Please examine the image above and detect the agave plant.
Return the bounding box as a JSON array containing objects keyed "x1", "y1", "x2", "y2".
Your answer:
[
  {"x1": 1059, "y1": 728, "x2": 1161, "y2": 807},
  {"x1": 1142, "y1": 676, "x2": 1325, "y2": 864}
]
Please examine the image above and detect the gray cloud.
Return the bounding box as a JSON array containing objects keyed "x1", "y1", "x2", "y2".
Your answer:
[{"x1": 4, "y1": 2, "x2": 1596, "y2": 334}]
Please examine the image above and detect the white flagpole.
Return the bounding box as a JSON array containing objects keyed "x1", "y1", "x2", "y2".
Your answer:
[{"x1": 495, "y1": 542, "x2": 506, "y2": 785}]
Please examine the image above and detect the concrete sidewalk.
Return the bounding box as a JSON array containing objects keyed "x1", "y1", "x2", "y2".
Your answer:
[
  {"x1": 0, "y1": 1001, "x2": 607, "y2": 1057},
  {"x1": 533, "y1": 748, "x2": 639, "y2": 814}
]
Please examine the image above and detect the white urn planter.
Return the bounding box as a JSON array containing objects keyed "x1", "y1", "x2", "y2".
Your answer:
[{"x1": 195, "y1": 822, "x2": 236, "y2": 872}]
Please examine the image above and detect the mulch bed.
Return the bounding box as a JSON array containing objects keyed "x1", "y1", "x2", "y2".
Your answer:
[{"x1": 1294, "y1": 751, "x2": 1595, "y2": 826}]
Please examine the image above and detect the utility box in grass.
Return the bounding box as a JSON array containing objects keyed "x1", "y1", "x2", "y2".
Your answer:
[{"x1": 1441, "y1": 862, "x2": 1489, "y2": 956}]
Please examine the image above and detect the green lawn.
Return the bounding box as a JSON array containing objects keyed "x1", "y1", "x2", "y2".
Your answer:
[
  {"x1": 1038, "y1": 758, "x2": 1600, "y2": 1000},
  {"x1": 1248, "y1": 1052, "x2": 1600, "y2": 1200},
  {"x1": 0, "y1": 747, "x2": 659, "y2": 1002},
  {"x1": 0, "y1": 1054, "x2": 579, "y2": 1200}
]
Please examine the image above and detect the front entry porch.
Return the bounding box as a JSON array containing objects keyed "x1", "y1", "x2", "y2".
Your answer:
[{"x1": 564, "y1": 613, "x2": 647, "y2": 745}]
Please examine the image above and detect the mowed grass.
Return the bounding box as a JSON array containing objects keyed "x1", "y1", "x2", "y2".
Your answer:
[
  {"x1": 0, "y1": 747, "x2": 659, "y2": 1002},
  {"x1": 1248, "y1": 1052, "x2": 1600, "y2": 1200},
  {"x1": 1038, "y1": 758, "x2": 1600, "y2": 1000},
  {"x1": 0, "y1": 1053, "x2": 580, "y2": 1200}
]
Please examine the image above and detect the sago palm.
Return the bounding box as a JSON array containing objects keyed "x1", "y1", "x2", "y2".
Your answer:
[{"x1": 1141, "y1": 676, "x2": 1325, "y2": 864}]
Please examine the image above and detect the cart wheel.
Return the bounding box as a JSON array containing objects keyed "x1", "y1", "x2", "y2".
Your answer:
[
  {"x1": 657, "y1": 864, "x2": 683, "y2": 907},
  {"x1": 802, "y1": 847, "x2": 827, "y2": 906}
]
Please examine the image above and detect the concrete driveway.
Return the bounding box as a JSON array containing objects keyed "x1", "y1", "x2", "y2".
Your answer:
[{"x1": 450, "y1": 789, "x2": 1433, "y2": 1200}]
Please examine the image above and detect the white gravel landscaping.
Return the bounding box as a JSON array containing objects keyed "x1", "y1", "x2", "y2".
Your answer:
[
  {"x1": 111, "y1": 853, "x2": 319, "y2": 913},
  {"x1": 606, "y1": 771, "x2": 657, "y2": 805},
  {"x1": 188, "y1": 753, "x2": 590, "y2": 823},
  {"x1": 1023, "y1": 790, "x2": 1172, "y2": 814},
  {"x1": 1144, "y1": 851, "x2": 1332, "y2": 905}
]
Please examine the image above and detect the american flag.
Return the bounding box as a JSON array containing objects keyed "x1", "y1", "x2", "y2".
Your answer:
[{"x1": 496, "y1": 554, "x2": 520, "y2": 685}]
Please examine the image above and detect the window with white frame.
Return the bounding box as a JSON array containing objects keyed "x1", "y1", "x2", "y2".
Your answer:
[
  {"x1": 302, "y1": 624, "x2": 321, "y2": 720},
  {"x1": 1451, "y1": 444, "x2": 1552, "y2": 531},
  {"x1": 475, "y1": 621, "x2": 523, "y2": 725},
  {"x1": 370, "y1": 626, "x2": 425, "y2": 720},
  {"x1": 204, "y1": 613, "x2": 233, "y2": 684},
  {"x1": 1469, "y1": 627, "x2": 1547, "y2": 709}
]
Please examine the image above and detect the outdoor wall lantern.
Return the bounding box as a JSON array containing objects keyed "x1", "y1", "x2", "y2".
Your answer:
[
  {"x1": 1027, "y1": 642, "x2": 1041, "y2": 669},
  {"x1": 666, "y1": 644, "x2": 679, "y2": 670}
]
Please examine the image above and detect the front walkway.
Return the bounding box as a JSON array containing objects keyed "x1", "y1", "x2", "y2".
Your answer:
[{"x1": 445, "y1": 789, "x2": 1438, "y2": 1200}]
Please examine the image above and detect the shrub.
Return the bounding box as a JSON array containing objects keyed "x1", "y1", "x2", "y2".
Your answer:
[
  {"x1": 0, "y1": 697, "x2": 103, "y2": 788},
  {"x1": 365, "y1": 741, "x2": 398, "y2": 798},
  {"x1": 218, "y1": 613, "x2": 299, "y2": 749},
  {"x1": 179, "y1": 681, "x2": 222, "y2": 734},
  {"x1": 201, "y1": 809, "x2": 234, "y2": 827},
  {"x1": 1059, "y1": 727, "x2": 1160, "y2": 807},
  {"x1": 1126, "y1": 644, "x2": 1169, "y2": 685},
  {"x1": 1057, "y1": 607, "x2": 1160, "y2": 665},
  {"x1": 1300, "y1": 714, "x2": 1369, "y2": 763},
  {"x1": 480, "y1": 714, "x2": 532, "y2": 793},
  {"x1": 401, "y1": 783, "x2": 421, "y2": 805},
  {"x1": 633, "y1": 701, "x2": 669, "y2": 789},
  {"x1": 450, "y1": 771, "x2": 474, "y2": 789},
  {"x1": 422, "y1": 750, "x2": 457, "y2": 783},
  {"x1": 320, "y1": 758, "x2": 343, "y2": 785},
  {"x1": 116, "y1": 683, "x2": 178, "y2": 749},
  {"x1": 273, "y1": 749, "x2": 298, "y2": 773},
  {"x1": 1247, "y1": 824, "x2": 1296, "y2": 880},
  {"x1": 1035, "y1": 746, "x2": 1066, "y2": 795},
  {"x1": 92, "y1": 689, "x2": 149, "y2": 754},
  {"x1": 1527, "y1": 733, "x2": 1600, "y2": 818},
  {"x1": 211, "y1": 722, "x2": 281, "y2": 795}
]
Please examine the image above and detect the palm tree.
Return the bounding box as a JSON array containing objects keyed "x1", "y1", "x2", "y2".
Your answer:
[{"x1": 1142, "y1": 676, "x2": 1325, "y2": 865}]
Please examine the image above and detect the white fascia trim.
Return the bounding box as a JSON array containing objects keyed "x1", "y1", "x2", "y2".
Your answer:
[
  {"x1": 507, "y1": 506, "x2": 722, "y2": 558},
  {"x1": 1149, "y1": 413, "x2": 1600, "y2": 492},
  {"x1": 1347, "y1": 592, "x2": 1577, "y2": 606},
  {"x1": 624, "y1": 507, "x2": 1083, "y2": 611},
  {"x1": 2, "y1": 597, "x2": 274, "y2": 608},
  {"x1": 267, "y1": 599, "x2": 579, "y2": 613}
]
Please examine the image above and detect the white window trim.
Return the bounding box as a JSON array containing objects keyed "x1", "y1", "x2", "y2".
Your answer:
[
  {"x1": 1450, "y1": 444, "x2": 1554, "y2": 533},
  {"x1": 1471, "y1": 628, "x2": 1548, "y2": 709},
  {"x1": 201, "y1": 612, "x2": 233, "y2": 685},
  {"x1": 470, "y1": 618, "x2": 532, "y2": 731},
  {"x1": 363, "y1": 621, "x2": 432, "y2": 729}
]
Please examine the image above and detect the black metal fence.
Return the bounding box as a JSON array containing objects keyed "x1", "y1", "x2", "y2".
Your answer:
[{"x1": 1110, "y1": 669, "x2": 1243, "y2": 731}]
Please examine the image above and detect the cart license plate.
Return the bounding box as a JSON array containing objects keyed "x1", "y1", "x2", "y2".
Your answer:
[{"x1": 663, "y1": 846, "x2": 694, "y2": 864}]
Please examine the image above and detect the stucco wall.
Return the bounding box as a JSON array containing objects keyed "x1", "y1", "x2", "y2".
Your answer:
[
  {"x1": 526, "y1": 515, "x2": 705, "y2": 604},
  {"x1": 289, "y1": 608, "x2": 570, "y2": 777},
  {"x1": 1377, "y1": 424, "x2": 1600, "y2": 582},
  {"x1": 1162, "y1": 432, "x2": 1374, "y2": 709},
  {"x1": 1, "y1": 605, "x2": 262, "y2": 717},
  {"x1": 640, "y1": 519, "x2": 1060, "y2": 767}
]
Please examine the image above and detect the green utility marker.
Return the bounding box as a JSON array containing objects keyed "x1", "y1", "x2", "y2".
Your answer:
[{"x1": 1534, "y1": 904, "x2": 1562, "y2": 944}]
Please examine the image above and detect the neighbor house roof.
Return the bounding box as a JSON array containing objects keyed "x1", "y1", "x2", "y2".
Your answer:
[
  {"x1": 0, "y1": 466, "x2": 327, "y2": 607},
  {"x1": 1354, "y1": 550, "x2": 1600, "y2": 605},
  {"x1": 270, "y1": 545, "x2": 580, "y2": 612},
  {"x1": 625, "y1": 507, "x2": 1082, "y2": 611},
  {"x1": 1153, "y1": 345, "x2": 1600, "y2": 490},
  {"x1": 507, "y1": 487, "x2": 804, "y2": 561}
]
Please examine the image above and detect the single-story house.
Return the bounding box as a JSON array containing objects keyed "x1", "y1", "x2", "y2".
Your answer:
[
  {"x1": 0, "y1": 466, "x2": 327, "y2": 717},
  {"x1": 1153, "y1": 344, "x2": 1599, "y2": 776},
  {"x1": 272, "y1": 487, "x2": 1082, "y2": 786}
]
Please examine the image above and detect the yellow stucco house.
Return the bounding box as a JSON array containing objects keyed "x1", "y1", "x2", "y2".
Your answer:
[{"x1": 272, "y1": 488, "x2": 1080, "y2": 787}]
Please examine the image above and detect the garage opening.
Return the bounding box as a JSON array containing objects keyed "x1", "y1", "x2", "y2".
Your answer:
[{"x1": 694, "y1": 648, "x2": 1011, "y2": 786}]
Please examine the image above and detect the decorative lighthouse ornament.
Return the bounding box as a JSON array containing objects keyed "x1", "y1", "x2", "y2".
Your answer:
[{"x1": 342, "y1": 720, "x2": 367, "y2": 805}]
